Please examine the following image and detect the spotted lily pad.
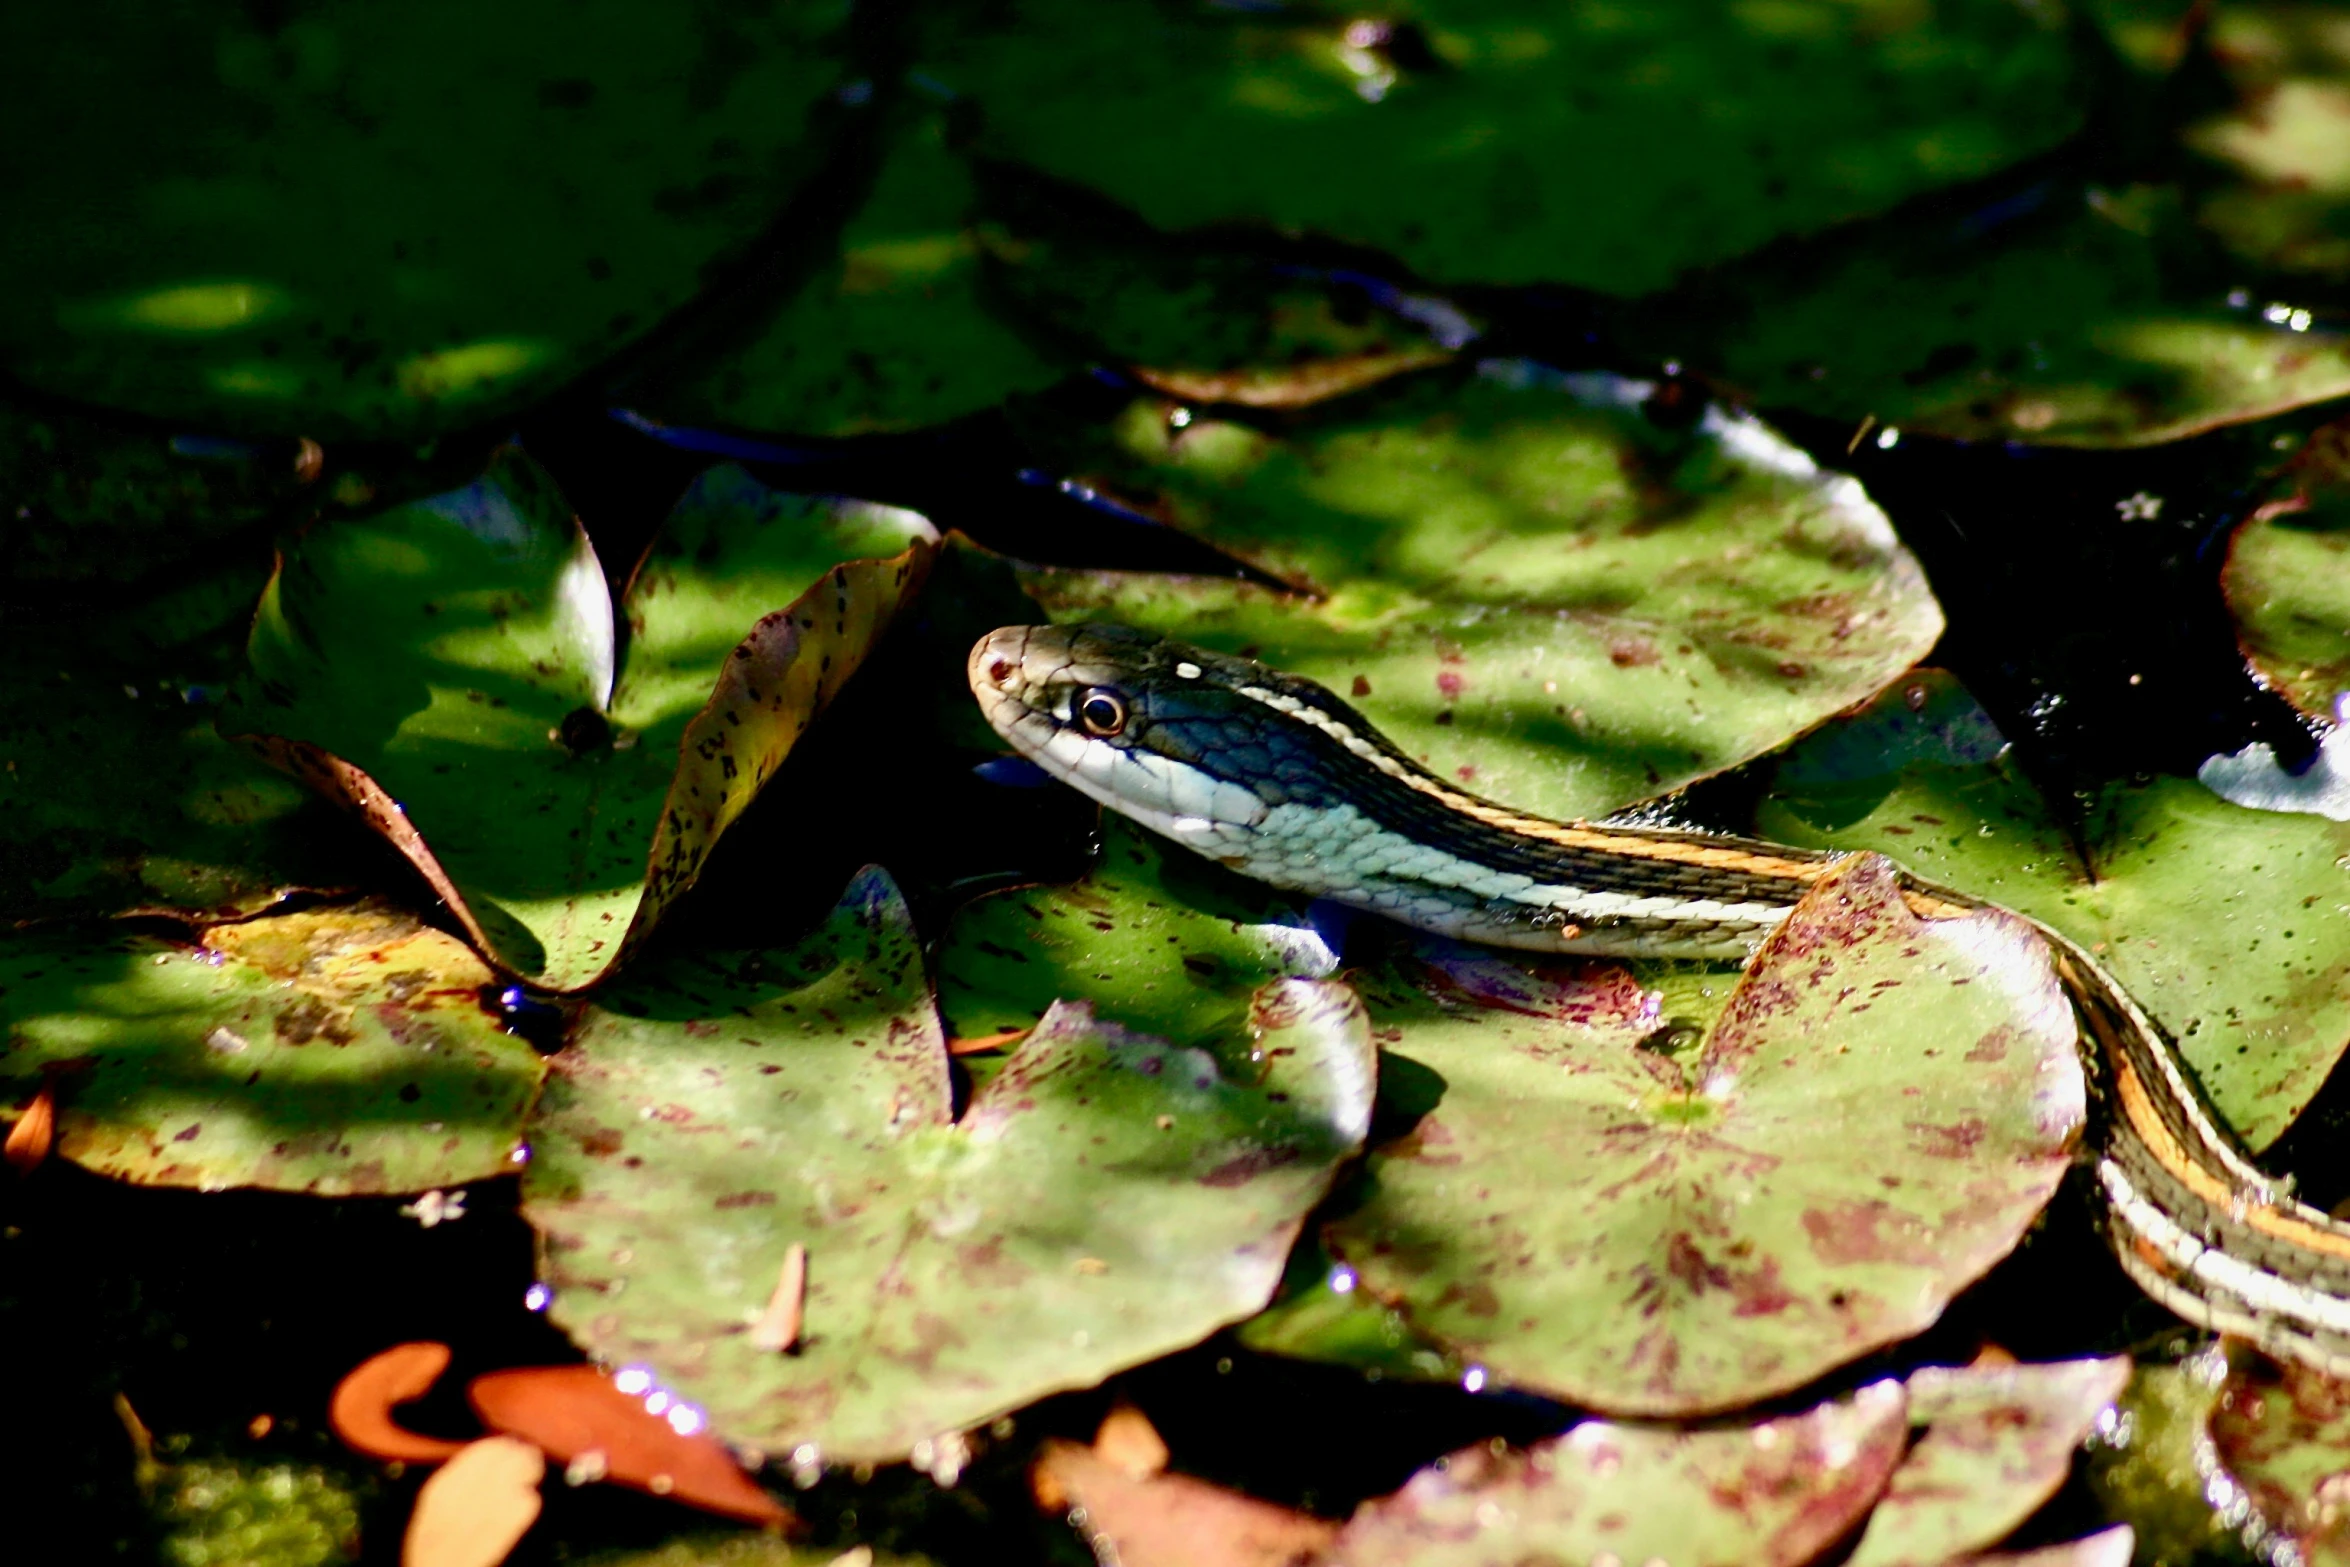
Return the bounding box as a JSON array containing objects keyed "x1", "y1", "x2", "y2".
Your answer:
[
  {"x1": 0, "y1": 901, "x2": 539, "y2": 1194},
  {"x1": 0, "y1": 0, "x2": 848, "y2": 437},
  {"x1": 1754, "y1": 669, "x2": 2350, "y2": 1151},
  {"x1": 1328, "y1": 1380, "x2": 1909, "y2": 1567},
  {"x1": 1012, "y1": 363, "x2": 1942, "y2": 824},
  {"x1": 523, "y1": 867, "x2": 1375, "y2": 1462},
  {"x1": 2209, "y1": 1351, "x2": 2350, "y2": 1564},
  {"x1": 1847, "y1": 1357, "x2": 2133, "y2": 1567},
  {"x1": 1324, "y1": 855, "x2": 2084, "y2": 1417},
  {"x1": 232, "y1": 452, "x2": 933, "y2": 990},
  {"x1": 921, "y1": 0, "x2": 2083, "y2": 295},
  {"x1": 2223, "y1": 414, "x2": 2350, "y2": 724}
]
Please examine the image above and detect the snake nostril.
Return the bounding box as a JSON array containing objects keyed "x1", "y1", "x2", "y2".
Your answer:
[{"x1": 988, "y1": 658, "x2": 1014, "y2": 685}]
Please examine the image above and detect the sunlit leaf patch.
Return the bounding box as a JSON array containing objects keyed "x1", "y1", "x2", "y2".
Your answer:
[
  {"x1": 0, "y1": 901, "x2": 540, "y2": 1194},
  {"x1": 1012, "y1": 363, "x2": 1943, "y2": 824},
  {"x1": 232, "y1": 452, "x2": 933, "y2": 990}
]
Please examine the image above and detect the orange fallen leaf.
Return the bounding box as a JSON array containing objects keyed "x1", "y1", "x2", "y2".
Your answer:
[
  {"x1": 4, "y1": 1079, "x2": 55, "y2": 1173},
  {"x1": 1093, "y1": 1403, "x2": 1169, "y2": 1480},
  {"x1": 947, "y1": 1028, "x2": 1030, "y2": 1057},
  {"x1": 467, "y1": 1365, "x2": 791, "y2": 1527},
  {"x1": 332, "y1": 1342, "x2": 468, "y2": 1464},
  {"x1": 1033, "y1": 1439, "x2": 1335, "y2": 1567},
  {"x1": 403, "y1": 1435, "x2": 543, "y2": 1567}
]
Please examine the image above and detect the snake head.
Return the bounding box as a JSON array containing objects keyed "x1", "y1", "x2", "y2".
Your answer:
[{"x1": 967, "y1": 623, "x2": 1293, "y2": 837}]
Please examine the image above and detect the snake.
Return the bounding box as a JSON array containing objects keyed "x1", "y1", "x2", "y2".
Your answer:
[{"x1": 970, "y1": 620, "x2": 2350, "y2": 1378}]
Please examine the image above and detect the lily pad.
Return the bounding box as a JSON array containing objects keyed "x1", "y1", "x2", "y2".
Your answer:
[
  {"x1": 0, "y1": 0, "x2": 849, "y2": 437},
  {"x1": 1754, "y1": 669, "x2": 2350, "y2": 1151},
  {"x1": 921, "y1": 0, "x2": 2083, "y2": 295},
  {"x1": 1324, "y1": 854, "x2": 2084, "y2": 1417},
  {"x1": 523, "y1": 867, "x2": 1376, "y2": 1462},
  {"x1": 0, "y1": 573, "x2": 363, "y2": 923},
  {"x1": 1652, "y1": 179, "x2": 2350, "y2": 447},
  {"x1": 935, "y1": 813, "x2": 1336, "y2": 1052},
  {"x1": 648, "y1": 99, "x2": 1068, "y2": 439},
  {"x1": 2223, "y1": 414, "x2": 2350, "y2": 724},
  {"x1": 2209, "y1": 1350, "x2": 2350, "y2": 1564},
  {"x1": 0, "y1": 399, "x2": 316, "y2": 587},
  {"x1": 0, "y1": 901, "x2": 540, "y2": 1194},
  {"x1": 2184, "y1": 4, "x2": 2350, "y2": 292},
  {"x1": 232, "y1": 451, "x2": 934, "y2": 990},
  {"x1": 1011, "y1": 363, "x2": 1942, "y2": 824},
  {"x1": 1327, "y1": 1380, "x2": 1909, "y2": 1567},
  {"x1": 1847, "y1": 1357, "x2": 2133, "y2": 1567}
]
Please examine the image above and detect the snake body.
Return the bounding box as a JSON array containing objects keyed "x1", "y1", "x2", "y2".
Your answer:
[{"x1": 970, "y1": 621, "x2": 2350, "y2": 1377}]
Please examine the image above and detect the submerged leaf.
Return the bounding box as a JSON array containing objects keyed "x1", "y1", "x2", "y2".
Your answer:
[
  {"x1": 2209, "y1": 1349, "x2": 2350, "y2": 1563},
  {"x1": 233, "y1": 453, "x2": 933, "y2": 990},
  {"x1": 524, "y1": 867, "x2": 1374, "y2": 1461},
  {"x1": 1326, "y1": 856, "x2": 2083, "y2": 1416},
  {"x1": 1757, "y1": 670, "x2": 2350, "y2": 1150},
  {"x1": 1012, "y1": 364, "x2": 1942, "y2": 822},
  {"x1": 1328, "y1": 1380, "x2": 1908, "y2": 1567},
  {"x1": 2224, "y1": 416, "x2": 2350, "y2": 725},
  {"x1": 0, "y1": 902, "x2": 540, "y2": 1194}
]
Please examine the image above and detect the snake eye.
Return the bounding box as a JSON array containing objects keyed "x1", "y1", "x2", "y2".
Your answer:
[{"x1": 1078, "y1": 686, "x2": 1128, "y2": 737}]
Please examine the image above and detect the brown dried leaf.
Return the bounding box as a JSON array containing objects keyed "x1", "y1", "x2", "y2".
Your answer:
[
  {"x1": 402, "y1": 1435, "x2": 543, "y2": 1567},
  {"x1": 1033, "y1": 1439, "x2": 1337, "y2": 1567},
  {"x1": 467, "y1": 1365, "x2": 791, "y2": 1527},
  {"x1": 331, "y1": 1342, "x2": 468, "y2": 1464}
]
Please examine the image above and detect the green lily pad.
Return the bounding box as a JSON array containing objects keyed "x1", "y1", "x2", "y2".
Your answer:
[
  {"x1": 1011, "y1": 364, "x2": 1942, "y2": 824},
  {"x1": 921, "y1": 0, "x2": 2083, "y2": 295},
  {"x1": 0, "y1": 0, "x2": 848, "y2": 438},
  {"x1": 0, "y1": 560, "x2": 365, "y2": 923},
  {"x1": 1848, "y1": 1357, "x2": 2133, "y2": 1567},
  {"x1": 2223, "y1": 417, "x2": 2350, "y2": 724},
  {"x1": 2184, "y1": 4, "x2": 2350, "y2": 291},
  {"x1": 936, "y1": 813, "x2": 1336, "y2": 1051},
  {"x1": 1324, "y1": 854, "x2": 2084, "y2": 1417},
  {"x1": 1754, "y1": 669, "x2": 2350, "y2": 1151},
  {"x1": 1651, "y1": 179, "x2": 2350, "y2": 447},
  {"x1": 973, "y1": 166, "x2": 1461, "y2": 397},
  {"x1": 0, "y1": 901, "x2": 540, "y2": 1194},
  {"x1": 0, "y1": 399, "x2": 317, "y2": 588},
  {"x1": 647, "y1": 99, "x2": 1068, "y2": 439},
  {"x1": 2209, "y1": 1351, "x2": 2350, "y2": 1564},
  {"x1": 231, "y1": 452, "x2": 934, "y2": 990},
  {"x1": 1328, "y1": 1380, "x2": 1910, "y2": 1567},
  {"x1": 523, "y1": 867, "x2": 1375, "y2": 1463}
]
